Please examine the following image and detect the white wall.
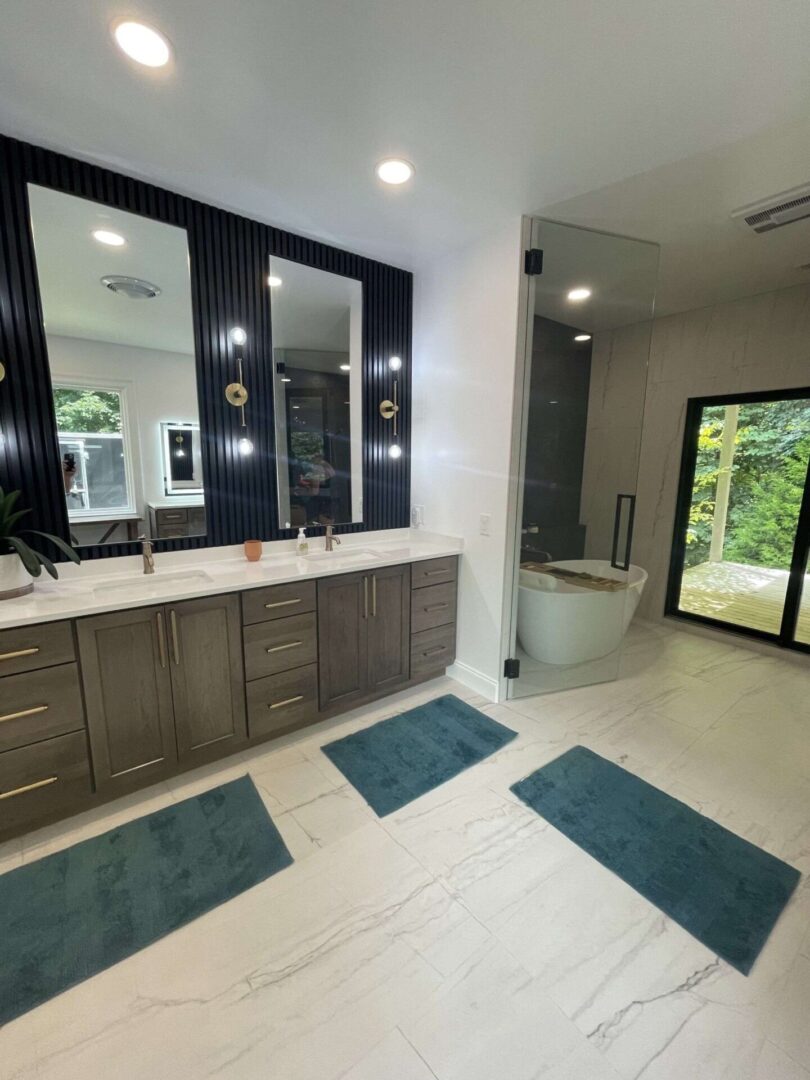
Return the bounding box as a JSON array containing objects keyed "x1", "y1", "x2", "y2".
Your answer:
[
  {"x1": 411, "y1": 219, "x2": 524, "y2": 698},
  {"x1": 47, "y1": 335, "x2": 200, "y2": 515}
]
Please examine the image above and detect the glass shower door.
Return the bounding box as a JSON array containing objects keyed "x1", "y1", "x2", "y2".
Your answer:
[{"x1": 506, "y1": 218, "x2": 659, "y2": 698}]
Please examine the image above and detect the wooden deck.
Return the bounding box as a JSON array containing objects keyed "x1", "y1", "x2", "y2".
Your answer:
[{"x1": 679, "y1": 560, "x2": 810, "y2": 640}]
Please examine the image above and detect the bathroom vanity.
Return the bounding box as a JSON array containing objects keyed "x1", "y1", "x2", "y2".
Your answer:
[{"x1": 0, "y1": 540, "x2": 460, "y2": 841}]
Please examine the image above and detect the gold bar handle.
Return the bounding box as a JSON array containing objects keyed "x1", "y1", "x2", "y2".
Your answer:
[
  {"x1": 425, "y1": 603, "x2": 449, "y2": 612},
  {"x1": 0, "y1": 775, "x2": 58, "y2": 800},
  {"x1": 156, "y1": 612, "x2": 167, "y2": 669},
  {"x1": 423, "y1": 645, "x2": 447, "y2": 656},
  {"x1": 0, "y1": 647, "x2": 40, "y2": 663},
  {"x1": 0, "y1": 704, "x2": 49, "y2": 725},
  {"x1": 363, "y1": 576, "x2": 369, "y2": 619},
  {"x1": 264, "y1": 598, "x2": 302, "y2": 610},
  {"x1": 372, "y1": 574, "x2": 377, "y2": 617},
  {"x1": 266, "y1": 641, "x2": 302, "y2": 654},
  {"x1": 169, "y1": 610, "x2": 180, "y2": 665},
  {"x1": 424, "y1": 569, "x2": 448, "y2": 576},
  {"x1": 268, "y1": 695, "x2": 303, "y2": 710}
]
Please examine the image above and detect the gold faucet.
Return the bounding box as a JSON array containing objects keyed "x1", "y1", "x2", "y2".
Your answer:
[
  {"x1": 140, "y1": 536, "x2": 156, "y2": 575},
  {"x1": 324, "y1": 525, "x2": 341, "y2": 552}
]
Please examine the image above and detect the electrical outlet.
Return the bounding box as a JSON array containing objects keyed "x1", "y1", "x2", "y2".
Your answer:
[
  {"x1": 479, "y1": 513, "x2": 492, "y2": 536},
  {"x1": 411, "y1": 504, "x2": 425, "y2": 528}
]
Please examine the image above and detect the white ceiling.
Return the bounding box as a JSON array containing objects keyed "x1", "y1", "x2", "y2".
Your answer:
[
  {"x1": 269, "y1": 257, "x2": 358, "y2": 352},
  {"x1": 28, "y1": 184, "x2": 195, "y2": 354},
  {"x1": 1, "y1": 2, "x2": 810, "y2": 271},
  {"x1": 540, "y1": 112, "x2": 810, "y2": 318}
]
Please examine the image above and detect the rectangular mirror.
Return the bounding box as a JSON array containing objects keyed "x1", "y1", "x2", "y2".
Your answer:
[
  {"x1": 28, "y1": 184, "x2": 205, "y2": 546},
  {"x1": 270, "y1": 256, "x2": 363, "y2": 528}
]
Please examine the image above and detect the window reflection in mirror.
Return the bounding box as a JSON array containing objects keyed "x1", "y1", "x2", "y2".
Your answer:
[
  {"x1": 28, "y1": 184, "x2": 205, "y2": 546},
  {"x1": 270, "y1": 256, "x2": 363, "y2": 528}
]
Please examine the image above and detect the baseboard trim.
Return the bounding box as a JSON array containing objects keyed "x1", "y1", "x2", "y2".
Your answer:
[{"x1": 446, "y1": 660, "x2": 499, "y2": 703}]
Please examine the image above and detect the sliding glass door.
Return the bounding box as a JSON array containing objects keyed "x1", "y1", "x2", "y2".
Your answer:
[{"x1": 667, "y1": 388, "x2": 810, "y2": 653}]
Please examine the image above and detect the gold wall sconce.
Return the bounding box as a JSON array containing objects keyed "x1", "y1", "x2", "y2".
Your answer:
[
  {"x1": 226, "y1": 327, "x2": 253, "y2": 455},
  {"x1": 380, "y1": 355, "x2": 403, "y2": 459}
]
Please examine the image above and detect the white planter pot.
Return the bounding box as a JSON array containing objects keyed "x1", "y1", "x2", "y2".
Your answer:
[{"x1": 0, "y1": 552, "x2": 34, "y2": 600}]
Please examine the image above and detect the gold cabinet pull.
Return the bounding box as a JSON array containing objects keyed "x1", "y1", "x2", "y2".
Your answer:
[
  {"x1": 0, "y1": 704, "x2": 48, "y2": 725},
  {"x1": 0, "y1": 775, "x2": 58, "y2": 800},
  {"x1": 169, "y1": 610, "x2": 180, "y2": 665},
  {"x1": 265, "y1": 640, "x2": 303, "y2": 654},
  {"x1": 268, "y1": 695, "x2": 303, "y2": 710},
  {"x1": 372, "y1": 574, "x2": 377, "y2": 617},
  {"x1": 424, "y1": 569, "x2": 447, "y2": 576},
  {"x1": 422, "y1": 644, "x2": 447, "y2": 657},
  {"x1": 156, "y1": 612, "x2": 168, "y2": 669},
  {"x1": 425, "y1": 603, "x2": 449, "y2": 613},
  {"x1": 264, "y1": 598, "x2": 302, "y2": 610},
  {"x1": 0, "y1": 647, "x2": 39, "y2": 663},
  {"x1": 363, "y1": 576, "x2": 369, "y2": 619}
]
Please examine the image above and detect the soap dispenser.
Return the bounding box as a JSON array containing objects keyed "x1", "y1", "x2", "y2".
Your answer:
[{"x1": 296, "y1": 527, "x2": 309, "y2": 555}]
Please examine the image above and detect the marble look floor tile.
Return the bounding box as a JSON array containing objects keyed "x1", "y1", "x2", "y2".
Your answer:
[
  {"x1": 591, "y1": 709, "x2": 701, "y2": 773},
  {"x1": 249, "y1": 756, "x2": 338, "y2": 811},
  {"x1": 290, "y1": 785, "x2": 374, "y2": 846},
  {"x1": 340, "y1": 1029, "x2": 437, "y2": 1080},
  {"x1": 767, "y1": 954, "x2": 810, "y2": 1071},
  {"x1": 754, "y1": 1042, "x2": 810, "y2": 1080}
]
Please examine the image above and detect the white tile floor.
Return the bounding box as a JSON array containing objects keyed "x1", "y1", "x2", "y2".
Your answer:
[{"x1": 1, "y1": 618, "x2": 809, "y2": 1079}]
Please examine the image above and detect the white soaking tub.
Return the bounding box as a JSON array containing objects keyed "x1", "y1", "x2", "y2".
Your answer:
[{"x1": 517, "y1": 559, "x2": 647, "y2": 665}]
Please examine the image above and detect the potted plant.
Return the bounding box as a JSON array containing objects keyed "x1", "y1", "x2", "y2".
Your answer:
[{"x1": 0, "y1": 487, "x2": 81, "y2": 600}]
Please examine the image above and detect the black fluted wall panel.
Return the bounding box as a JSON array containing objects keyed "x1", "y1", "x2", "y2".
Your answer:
[{"x1": 0, "y1": 135, "x2": 411, "y2": 559}]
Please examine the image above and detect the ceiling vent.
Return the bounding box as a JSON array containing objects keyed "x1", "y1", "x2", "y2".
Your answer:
[
  {"x1": 731, "y1": 183, "x2": 810, "y2": 234},
  {"x1": 101, "y1": 275, "x2": 162, "y2": 299}
]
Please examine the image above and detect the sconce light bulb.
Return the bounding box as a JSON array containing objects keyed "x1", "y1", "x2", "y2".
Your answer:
[
  {"x1": 238, "y1": 436, "x2": 254, "y2": 456},
  {"x1": 229, "y1": 327, "x2": 247, "y2": 347},
  {"x1": 388, "y1": 444, "x2": 402, "y2": 460},
  {"x1": 389, "y1": 355, "x2": 402, "y2": 371}
]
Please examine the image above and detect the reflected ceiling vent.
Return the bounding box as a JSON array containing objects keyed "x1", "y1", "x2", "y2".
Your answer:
[
  {"x1": 101, "y1": 275, "x2": 162, "y2": 299},
  {"x1": 731, "y1": 183, "x2": 810, "y2": 234}
]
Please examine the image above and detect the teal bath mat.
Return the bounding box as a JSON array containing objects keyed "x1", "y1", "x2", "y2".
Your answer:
[
  {"x1": 322, "y1": 693, "x2": 517, "y2": 816},
  {"x1": 511, "y1": 746, "x2": 800, "y2": 974},
  {"x1": 0, "y1": 775, "x2": 291, "y2": 1025}
]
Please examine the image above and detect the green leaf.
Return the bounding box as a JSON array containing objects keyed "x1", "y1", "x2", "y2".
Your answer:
[
  {"x1": 6, "y1": 536, "x2": 43, "y2": 578},
  {"x1": 34, "y1": 549, "x2": 59, "y2": 580},
  {"x1": 22, "y1": 530, "x2": 81, "y2": 565},
  {"x1": 0, "y1": 508, "x2": 31, "y2": 537}
]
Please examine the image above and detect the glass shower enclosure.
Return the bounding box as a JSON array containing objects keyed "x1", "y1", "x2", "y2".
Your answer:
[{"x1": 505, "y1": 218, "x2": 659, "y2": 698}]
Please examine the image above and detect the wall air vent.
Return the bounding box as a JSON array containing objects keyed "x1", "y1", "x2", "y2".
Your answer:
[
  {"x1": 101, "y1": 275, "x2": 162, "y2": 299},
  {"x1": 731, "y1": 183, "x2": 810, "y2": 234}
]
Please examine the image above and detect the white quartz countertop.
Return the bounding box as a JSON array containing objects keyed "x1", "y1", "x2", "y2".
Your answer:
[{"x1": 0, "y1": 529, "x2": 462, "y2": 630}]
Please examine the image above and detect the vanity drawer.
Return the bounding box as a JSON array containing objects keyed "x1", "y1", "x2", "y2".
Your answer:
[
  {"x1": 0, "y1": 621, "x2": 75, "y2": 677},
  {"x1": 411, "y1": 581, "x2": 457, "y2": 634},
  {"x1": 243, "y1": 612, "x2": 318, "y2": 680},
  {"x1": 155, "y1": 507, "x2": 188, "y2": 525},
  {"x1": 0, "y1": 663, "x2": 85, "y2": 753},
  {"x1": 242, "y1": 581, "x2": 317, "y2": 625},
  {"x1": 246, "y1": 664, "x2": 319, "y2": 739},
  {"x1": 0, "y1": 730, "x2": 91, "y2": 835},
  {"x1": 188, "y1": 508, "x2": 206, "y2": 530},
  {"x1": 157, "y1": 525, "x2": 189, "y2": 539},
  {"x1": 411, "y1": 624, "x2": 457, "y2": 677},
  {"x1": 411, "y1": 556, "x2": 457, "y2": 590}
]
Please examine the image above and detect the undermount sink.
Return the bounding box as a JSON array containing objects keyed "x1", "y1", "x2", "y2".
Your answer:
[
  {"x1": 92, "y1": 569, "x2": 214, "y2": 595},
  {"x1": 302, "y1": 549, "x2": 382, "y2": 565}
]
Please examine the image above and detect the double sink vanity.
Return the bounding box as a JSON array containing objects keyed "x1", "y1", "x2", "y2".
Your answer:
[{"x1": 0, "y1": 534, "x2": 461, "y2": 842}]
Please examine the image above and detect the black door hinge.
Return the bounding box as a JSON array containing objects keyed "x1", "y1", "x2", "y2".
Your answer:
[
  {"x1": 504, "y1": 657, "x2": 521, "y2": 679},
  {"x1": 275, "y1": 360, "x2": 286, "y2": 374},
  {"x1": 524, "y1": 249, "x2": 543, "y2": 276}
]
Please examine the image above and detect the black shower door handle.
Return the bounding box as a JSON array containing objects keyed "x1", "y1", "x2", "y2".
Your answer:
[{"x1": 611, "y1": 494, "x2": 637, "y2": 572}]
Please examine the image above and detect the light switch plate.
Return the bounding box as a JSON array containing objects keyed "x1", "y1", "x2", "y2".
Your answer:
[{"x1": 479, "y1": 513, "x2": 492, "y2": 536}]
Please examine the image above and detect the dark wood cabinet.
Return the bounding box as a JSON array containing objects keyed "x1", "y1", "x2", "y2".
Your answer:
[
  {"x1": 76, "y1": 605, "x2": 177, "y2": 794},
  {"x1": 168, "y1": 594, "x2": 247, "y2": 764},
  {"x1": 318, "y1": 564, "x2": 410, "y2": 709},
  {"x1": 367, "y1": 564, "x2": 411, "y2": 693}
]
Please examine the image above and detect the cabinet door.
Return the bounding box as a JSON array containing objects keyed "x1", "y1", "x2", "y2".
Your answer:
[
  {"x1": 317, "y1": 571, "x2": 369, "y2": 709},
  {"x1": 367, "y1": 564, "x2": 411, "y2": 693},
  {"x1": 167, "y1": 593, "x2": 247, "y2": 764},
  {"x1": 77, "y1": 606, "x2": 176, "y2": 794}
]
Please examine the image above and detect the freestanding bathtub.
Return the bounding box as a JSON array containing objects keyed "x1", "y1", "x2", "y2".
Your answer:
[{"x1": 517, "y1": 559, "x2": 647, "y2": 666}]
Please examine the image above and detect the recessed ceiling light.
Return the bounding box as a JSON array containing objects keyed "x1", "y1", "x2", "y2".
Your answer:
[
  {"x1": 389, "y1": 355, "x2": 402, "y2": 371},
  {"x1": 574, "y1": 333, "x2": 592, "y2": 342},
  {"x1": 567, "y1": 287, "x2": 592, "y2": 302},
  {"x1": 281, "y1": 377, "x2": 292, "y2": 383},
  {"x1": 267, "y1": 275, "x2": 283, "y2": 287},
  {"x1": 112, "y1": 20, "x2": 172, "y2": 68},
  {"x1": 339, "y1": 364, "x2": 351, "y2": 371},
  {"x1": 388, "y1": 444, "x2": 403, "y2": 459},
  {"x1": 228, "y1": 327, "x2": 247, "y2": 346},
  {"x1": 375, "y1": 158, "x2": 414, "y2": 185},
  {"x1": 92, "y1": 229, "x2": 126, "y2": 247}
]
